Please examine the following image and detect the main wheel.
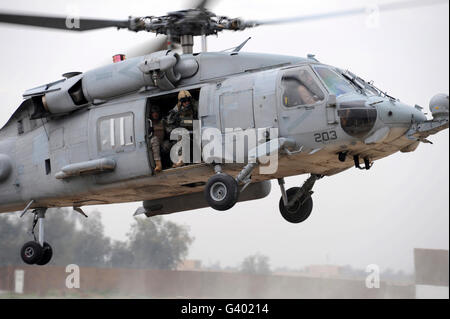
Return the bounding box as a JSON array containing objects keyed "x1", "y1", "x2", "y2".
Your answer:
[
  {"x1": 36, "y1": 242, "x2": 53, "y2": 266},
  {"x1": 205, "y1": 174, "x2": 239, "y2": 211},
  {"x1": 279, "y1": 187, "x2": 313, "y2": 224},
  {"x1": 20, "y1": 241, "x2": 44, "y2": 265}
]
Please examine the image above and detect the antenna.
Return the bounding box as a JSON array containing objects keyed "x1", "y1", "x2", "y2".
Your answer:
[{"x1": 233, "y1": 37, "x2": 252, "y2": 53}]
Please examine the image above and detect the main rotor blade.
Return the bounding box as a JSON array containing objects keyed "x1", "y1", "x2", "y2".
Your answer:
[
  {"x1": 193, "y1": 0, "x2": 215, "y2": 10},
  {"x1": 0, "y1": 11, "x2": 129, "y2": 31},
  {"x1": 252, "y1": 0, "x2": 448, "y2": 27},
  {"x1": 125, "y1": 36, "x2": 177, "y2": 58}
]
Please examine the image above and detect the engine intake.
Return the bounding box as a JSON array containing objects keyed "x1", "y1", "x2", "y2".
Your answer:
[{"x1": 42, "y1": 75, "x2": 88, "y2": 114}]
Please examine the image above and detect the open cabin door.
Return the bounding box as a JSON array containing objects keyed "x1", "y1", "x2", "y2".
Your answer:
[
  {"x1": 200, "y1": 72, "x2": 281, "y2": 134},
  {"x1": 199, "y1": 72, "x2": 282, "y2": 164},
  {"x1": 200, "y1": 77, "x2": 256, "y2": 164}
]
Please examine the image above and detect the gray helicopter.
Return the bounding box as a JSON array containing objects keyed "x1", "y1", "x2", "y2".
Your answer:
[{"x1": 0, "y1": 0, "x2": 448, "y2": 266}]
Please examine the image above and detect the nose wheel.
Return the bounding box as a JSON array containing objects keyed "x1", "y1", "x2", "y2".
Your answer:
[
  {"x1": 20, "y1": 241, "x2": 44, "y2": 265},
  {"x1": 279, "y1": 187, "x2": 314, "y2": 224},
  {"x1": 277, "y1": 175, "x2": 322, "y2": 224},
  {"x1": 36, "y1": 242, "x2": 53, "y2": 266},
  {"x1": 20, "y1": 208, "x2": 53, "y2": 266}
]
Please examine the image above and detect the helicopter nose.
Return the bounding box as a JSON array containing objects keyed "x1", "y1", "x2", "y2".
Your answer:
[
  {"x1": 411, "y1": 106, "x2": 428, "y2": 123},
  {"x1": 378, "y1": 102, "x2": 427, "y2": 125}
]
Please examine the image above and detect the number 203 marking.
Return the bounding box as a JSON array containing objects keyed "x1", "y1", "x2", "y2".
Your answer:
[{"x1": 314, "y1": 130, "x2": 338, "y2": 143}]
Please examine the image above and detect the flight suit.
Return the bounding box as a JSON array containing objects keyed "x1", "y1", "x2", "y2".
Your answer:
[
  {"x1": 149, "y1": 117, "x2": 165, "y2": 172},
  {"x1": 165, "y1": 100, "x2": 198, "y2": 168},
  {"x1": 150, "y1": 119, "x2": 165, "y2": 161}
]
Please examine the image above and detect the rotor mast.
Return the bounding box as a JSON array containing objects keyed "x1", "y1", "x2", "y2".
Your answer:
[
  {"x1": 201, "y1": 35, "x2": 208, "y2": 53},
  {"x1": 178, "y1": 34, "x2": 208, "y2": 54},
  {"x1": 180, "y1": 35, "x2": 195, "y2": 54}
]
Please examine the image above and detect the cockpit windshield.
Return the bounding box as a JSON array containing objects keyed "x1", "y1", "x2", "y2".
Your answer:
[
  {"x1": 340, "y1": 70, "x2": 382, "y2": 97},
  {"x1": 313, "y1": 66, "x2": 359, "y2": 97}
]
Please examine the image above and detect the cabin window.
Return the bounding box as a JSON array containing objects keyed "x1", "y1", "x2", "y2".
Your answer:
[
  {"x1": 281, "y1": 68, "x2": 325, "y2": 108},
  {"x1": 97, "y1": 113, "x2": 135, "y2": 152},
  {"x1": 45, "y1": 159, "x2": 51, "y2": 175}
]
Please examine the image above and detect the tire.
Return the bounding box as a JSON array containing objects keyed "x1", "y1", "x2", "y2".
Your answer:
[
  {"x1": 20, "y1": 241, "x2": 44, "y2": 265},
  {"x1": 205, "y1": 174, "x2": 239, "y2": 211},
  {"x1": 36, "y1": 242, "x2": 53, "y2": 266},
  {"x1": 279, "y1": 187, "x2": 313, "y2": 224}
]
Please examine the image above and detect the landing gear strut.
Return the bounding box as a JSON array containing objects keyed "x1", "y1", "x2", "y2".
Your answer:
[
  {"x1": 20, "y1": 208, "x2": 53, "y2": 266},
  {"x1": 277, "y1": 175, "x2": 322, "y2": 224},
  {"x1": 353, "y1": 155, "x2": 373, "y2": 170}
]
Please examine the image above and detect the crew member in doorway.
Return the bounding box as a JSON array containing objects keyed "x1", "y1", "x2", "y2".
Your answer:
[
  {"x1": 165, "y1": 90, "x2": 198, "y2": 168},
  {"x1": 149, "y1": 105, "x2": 165, "y2": 173}
]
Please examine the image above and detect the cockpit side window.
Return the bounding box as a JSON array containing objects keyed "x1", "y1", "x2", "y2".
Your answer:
[
  {"x1": 281, "y1": 68, "x2": 325, "y2": 108},
  {"x1": 313, "y1": 66, "x2": 358, "y2": 97}
]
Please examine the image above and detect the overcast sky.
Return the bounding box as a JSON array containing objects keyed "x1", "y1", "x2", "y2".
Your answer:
[{"x1": 0, "y1": 0, "x2": 448, "y2": 273}]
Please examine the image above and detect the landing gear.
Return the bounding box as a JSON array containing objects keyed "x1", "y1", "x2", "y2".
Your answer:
[
  {"x1": 20, "y1": 241, "x2": 44, "y2": 265},
  {"x1": 36, "y1": 242, "x2": 53, "y2": 266},
  {"x1": 205, "y1": 162, "x2": 259, "y2": 211},
  {"x1": 279, "y1": 188, "x2": 313, "y2": 223},
  {"x1": 277, "y1": 175, "x2": 321, "y2": 224},
  {"x1": 20, "y1": 208, "x2": 53, "y2": 266},
  {"x1": 205, "y1": 173, "x2": 239, "y2": 211}
]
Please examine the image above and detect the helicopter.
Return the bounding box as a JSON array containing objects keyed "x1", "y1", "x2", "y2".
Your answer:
[{"x1": 0, "y1": 0, "x2": 448, "y2": 266}]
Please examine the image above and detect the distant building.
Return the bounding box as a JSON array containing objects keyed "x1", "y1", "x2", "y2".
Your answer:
[
  {"x1": 414, "y1": 248, "x2": 449, "y2": 299},
  {"x1": 177, "y1": 260, "x2": 202, "y2": 271}
]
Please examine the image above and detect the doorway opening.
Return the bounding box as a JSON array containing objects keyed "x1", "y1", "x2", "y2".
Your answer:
[{"x1": 146, "y1": 88, "x2": 201, "y2": 172}]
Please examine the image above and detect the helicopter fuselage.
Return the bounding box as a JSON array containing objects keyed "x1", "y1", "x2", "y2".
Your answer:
[{"x1": 0, "y1": 51, "x2": 446, "y2": 215}]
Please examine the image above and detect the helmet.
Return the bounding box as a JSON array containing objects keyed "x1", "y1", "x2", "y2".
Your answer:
[
  {"x1": 177, "y1": 90, "x2": 193, "y2": 108},
  {"x1": 178, "y1": 90, "x2": 192, "y2": 101}
]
